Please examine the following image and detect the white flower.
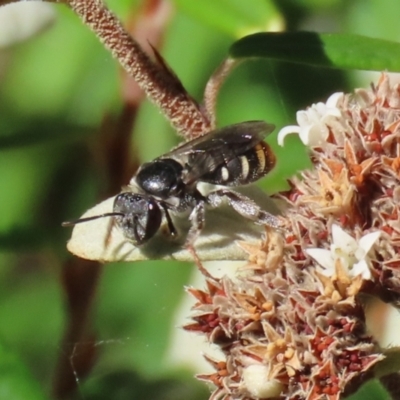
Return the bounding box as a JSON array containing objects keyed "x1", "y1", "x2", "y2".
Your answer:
[
  {"x1": 241, "y1": 365, "x2": 283, "y2": 398},
  {"x1": 277, "y1": 92, "x2": 344, "y2": 147},
  {"x1": 306, "y1": 224, "x2": 381, "y2": 280}
]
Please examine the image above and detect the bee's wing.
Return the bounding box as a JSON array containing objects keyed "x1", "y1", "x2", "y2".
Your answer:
[{"x1": 160, "y1": 121, "x2": 275, "y2": 182}]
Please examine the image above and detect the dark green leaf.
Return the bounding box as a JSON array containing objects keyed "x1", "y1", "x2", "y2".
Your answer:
[
  {"x1": 81, "y1": 369, "x2": 207, "y2": 400},
  {"x1": 230, "y1": 32, "x2": 400, "y2": 71}
]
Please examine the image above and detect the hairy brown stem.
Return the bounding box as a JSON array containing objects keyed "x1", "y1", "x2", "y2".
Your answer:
[
  {"x1": 1, "y1": 0, "x2": 234, "y2": 137},
  {"x1": 101, "y1": 0, "x2": 173, "y2": 187}
]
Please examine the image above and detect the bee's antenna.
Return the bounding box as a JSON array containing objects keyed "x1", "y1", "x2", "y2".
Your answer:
[{"x1": 62, "y1": 212, "x2": 125, "y2": 227}]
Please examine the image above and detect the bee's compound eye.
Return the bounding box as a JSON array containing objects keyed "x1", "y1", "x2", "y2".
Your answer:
[{"x1": 113, "y1": 193, "x2": 162, "y2": 245}]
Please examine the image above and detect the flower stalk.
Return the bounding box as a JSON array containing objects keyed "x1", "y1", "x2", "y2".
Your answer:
[{"x1": 64, "y1": 0, "x2": 213, "y2": 138}]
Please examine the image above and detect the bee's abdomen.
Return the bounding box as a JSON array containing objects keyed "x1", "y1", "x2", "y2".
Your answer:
[{"x1": 201, "y1": 141, "x2": 276, "y2": 186}]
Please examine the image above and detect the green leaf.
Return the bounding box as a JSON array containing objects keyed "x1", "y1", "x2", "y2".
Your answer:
[
  {"x1": 374, "y1": 348, "x2": 400, "y2": 379},
  {"x1": 345, "y1": 379, "x2": 390, "y2": 400},
  {"x1": 96, "y1": 259, "x2": 193, "y2": 376},
  {"x1": 2, "y1": 6, "x2": 119, "y2": 124},
  {"x1": 0, "y1": 342, "x2": 49, "y2": 400},
  {"x1": 230, "y1": 32, "x2": 400, "y2": 71},
  {"x1": 172, "y1": 0, "x2": 282, "y2": 38}
]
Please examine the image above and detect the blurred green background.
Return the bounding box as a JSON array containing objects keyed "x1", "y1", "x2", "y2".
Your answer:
[{"x1": 0, "y1": 0, "x2": 398, "y2": 399}]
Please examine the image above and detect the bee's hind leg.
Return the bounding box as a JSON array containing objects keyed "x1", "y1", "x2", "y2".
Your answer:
[{"x1": 206, "y1": 188, "x2": 281, "y2": 228}]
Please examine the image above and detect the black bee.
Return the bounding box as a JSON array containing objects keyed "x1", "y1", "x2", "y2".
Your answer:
[{"x1": 63, "y1": 121, "x2": 280, "y2": 246}]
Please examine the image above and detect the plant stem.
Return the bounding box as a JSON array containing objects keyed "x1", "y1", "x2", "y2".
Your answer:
[{"x1": 63, "y1": 0, "x2": 212, "y2": 138}]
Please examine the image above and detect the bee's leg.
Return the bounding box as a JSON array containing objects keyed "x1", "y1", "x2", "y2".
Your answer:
[
  {"x1": 184, "y1": 200, "x2": 208, "y2": 272},
  {"x1": 186, "y1": 244, "x2": 213, "y2": 278},
  {"x1": 160, "y1": 204, "x2": 178, "y2": 238},
  {"x1": 206, "y1": 189, "x2": 281, "y2": 228},
  {"x1": 185, "y1": 200, "x2": 206, "y2": 246}
]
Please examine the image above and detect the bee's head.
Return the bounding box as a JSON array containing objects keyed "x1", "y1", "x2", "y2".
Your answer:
[
  {"x1": 62, "y1": 192, "x2": 162, "y2": 245},
  {"x1": 113, "y1": 192, "x2": 162, "y2": 244}
]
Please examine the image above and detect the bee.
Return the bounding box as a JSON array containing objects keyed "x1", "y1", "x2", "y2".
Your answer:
[{"x1": 63, "y1": 120, "x2": 280, "y2": 247}]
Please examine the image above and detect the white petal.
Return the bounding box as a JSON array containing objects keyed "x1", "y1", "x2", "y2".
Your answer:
[
  {"x1": 242, "y1": 365, "x2": 283, "y2": 398},
  {"x1": 297, "y1": 125, "x2": 313, "y2": 145},
  {"x1": 296, "y1": 110, "x2": 311, "y2": 126},
  {"x1": 305, "y1": 107, "x2": 322, "y2": 123},
  {"x1": 320, "y1": 113, "x2": 342, "y2": 126},
  {"x1": 277, "y1": 125, "x2": 301, "y2": 146},
  {"x1": 306, "y1": 248, "x2": 334, "y2": 271},
  {"x1": 324, "y1": 107, "x2": 342, "y2": 118},
  {"x1": 358, "y1": 231, "x2": 381, "y2": 254},
  {"x1": 352, "y1": 259, "x2": 372, "y2": 280},
  {"x1": 326, "y1": 92, "x2": 344, "y2": 108},
  {"x1": 303, "y1": 123, "x2": 329, "y2": 146},
  {"x1": 314, "y1": 102, "x2": 328, "y2": 116},
  {"x1": 331, "y1": 224, "x2": 356, "y2": 251}
]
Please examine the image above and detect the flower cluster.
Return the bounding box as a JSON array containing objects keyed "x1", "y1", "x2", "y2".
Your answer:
[{"x1": 187, "y1": 74, "x2": 400, "y2": 399}]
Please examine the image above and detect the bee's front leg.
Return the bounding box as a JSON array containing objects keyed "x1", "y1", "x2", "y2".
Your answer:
[
  {"x1": 160, "y1": 203, "x2": 178, "y2": 238},
  {"x1": 185, "y1": 200, "x2": 206, "y2": 247}
]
